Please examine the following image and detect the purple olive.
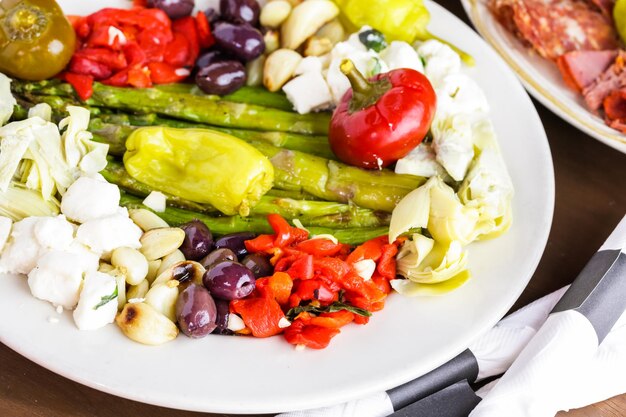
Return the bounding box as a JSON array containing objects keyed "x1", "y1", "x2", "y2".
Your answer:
[
  {"x1": 241, "y1": 253, "x2": 273, "y2": 278},
  {"x1": 195, "y1": 60, "x2": 247, "y2": 95},
  {"x1": 203, "y1": 260, "x2": 255, "y2": 300},
  {"x1": 212, "y1": 21, "x2": 265, "y2": 62},
  {"x1": 176, "y1": 284, "x2": 217, "y2": 338},
  {"x1": 212, "y1": 298, "x2": 233, "y2": 335},
  {"x1": 200, "y1": 248, "x2": 238, "y2": 270},
  {"x1": 214, "y1": 231, "x2": 256, "y2": 258},
  {"x1": 148, "y1": 0, "x2": 195, "y2": 19},
  {"x1": 204, "y1": 7, "x2": 220, "y2": 23},
  {"x1": 179, "y1": 220, "x2": 213, "y2": 261},
  {"x1": 220, "y1": 0, "x2": 260, "y2": 26},
  {"x1": 196, "y1": 50, "x2": 230, "y2": 69}
]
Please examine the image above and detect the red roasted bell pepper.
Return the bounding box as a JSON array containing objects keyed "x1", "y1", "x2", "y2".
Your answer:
[{"x1": 231, "y1": 294, "x2": 286, "y2": 338}]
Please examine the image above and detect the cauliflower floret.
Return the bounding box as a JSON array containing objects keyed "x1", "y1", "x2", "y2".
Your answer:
[
  {"x1": 395, "y1": 143, "x2": 446, "y2": 178},
  {"x1": 416, "y1": 40, "x2": 462, "y2": 88},
  {"x1": 380, "y1": 41, "x2": 424, "y2": 73},
  {"x1": 73, "y1": 271, "x2": 118, "y2": 330},
  {"x1": 283, "y1": 71, "x2": 334, "y2": 114},
  {"x1": 0, "y1": 215, "x2": 74, "y2": 275},
  {"x1": 27, "y1": 249, "x2": 99, "y2": 309},
  {"x1": 0, "y1": 216, "x2": 12, "y2": 253},
  {"x1": 61, "y1": 176, "x2": 121, "y2": 223},
  {"x1": 76, "y1": 208, "x2": 142, "y2": 253}
]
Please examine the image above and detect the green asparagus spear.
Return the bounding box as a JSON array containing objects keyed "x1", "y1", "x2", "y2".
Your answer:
[
  {"x1": 104, "y1": 160, "x2": 390, "y2": 228},
  {"x1": 89, "y1": 115, "x2": 336, "y2": 159},
  {"x1": 120, "y1": 193, "x2": 388, "y2": 245},
  {"x1": 13, "y1": 80, "x2": 330, "y2": 135},
  {"x1": 154, "y1": 84, "x2": 294, "y2": 112}
]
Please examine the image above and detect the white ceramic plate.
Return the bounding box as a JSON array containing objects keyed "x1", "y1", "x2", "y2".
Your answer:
[
  {"x1": 0, "y1": 0, "x2": 554, "y2": 414},
  {"x1": 461, "y1": 0, "x2": 626, "y2": 154}
]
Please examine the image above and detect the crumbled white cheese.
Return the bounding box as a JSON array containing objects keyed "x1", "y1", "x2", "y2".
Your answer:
[
  {"x1": 294, "y1": 56, "x2": 324, "y2": 75},
  {"x1": 431, "y1": 114, "x2": 475, "y2": 182},
  {"x1": 76, "y1": 209, "x2": 142, "y2": 253},
  {"x1": 142, "y1": 191, "x2": 167, "y2": 213},
  {"x1": 380, "y1": 41, "x2": 424, "y2": 73},
  {"x1": 283, "y1": 72, "x2": 333, "y2": 114},
  {"x1": 0, "y1": 215, "x2": 74, "y2": 275},
  {"x1": 61, "y1": 176, "x2": 121, "y2": 223},
  {"x1": 435, "y1": 73, "x2": 489, "y2": 118},
  {"x1": 27, "y1": 249, "x2": 99, "y2": 309},
  {"x1": 353, "y1": 259, "x2": 376, "y2": 281},
  {"x1": 395, "y1": 143, "x2": 446, "y2": 178},
  {"x1": 73, "y1": 271, "x2": 118, "y2": 330}
]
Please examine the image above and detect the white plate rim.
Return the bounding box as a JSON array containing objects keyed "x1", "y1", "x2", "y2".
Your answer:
[
  {"x1": 0, "y1": 0, "x2": 555, "y2": 414},
  {"x1": 460, "y1": 0, "x2": 626, "y2": 154}
]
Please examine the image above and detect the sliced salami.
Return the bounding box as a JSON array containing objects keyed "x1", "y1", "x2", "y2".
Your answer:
[
  {"x1": 603, "y1": 88, "x2": 626, "y2": 132},
  {"x1": 583, "y1": 52, "x2": 626, "y2": 110},
  {"x1": 490, "y1": 0, "x2": 619, "y2": 60}
]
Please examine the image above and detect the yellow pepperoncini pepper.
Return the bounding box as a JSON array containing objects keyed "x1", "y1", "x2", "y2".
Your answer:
[
  {"x1": 124, "y1": 127, "x2": 275, "y2": 216},
  {"x1": 0, "y1": 0, "x2": 76, "y2": 80}
]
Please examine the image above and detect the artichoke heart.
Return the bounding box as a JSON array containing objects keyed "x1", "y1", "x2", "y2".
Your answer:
[{"x1": 124, "y1": 127, "x2": 275, "y2": 216}]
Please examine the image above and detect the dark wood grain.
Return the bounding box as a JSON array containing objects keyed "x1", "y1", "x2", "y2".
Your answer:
[{"x1": 2, "y1": 1, "x2": 626, "y2": 416}]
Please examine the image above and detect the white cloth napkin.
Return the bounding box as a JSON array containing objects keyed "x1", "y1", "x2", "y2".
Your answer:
[
  {"x1": 277, "y1": 286, "x2": 568, "y2": 417},
  {"x1": 471, "y1": 215, "x2": 626, "y2": 417}
]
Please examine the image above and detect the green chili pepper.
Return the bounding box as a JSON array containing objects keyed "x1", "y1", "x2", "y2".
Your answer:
[{"x1": 123, "y1": 127, "x2": 275, "y2": 217}]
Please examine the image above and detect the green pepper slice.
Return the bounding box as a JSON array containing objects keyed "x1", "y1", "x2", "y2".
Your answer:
[{"x1": 124, "y1": 127, "x2": 275, "y2": 217}]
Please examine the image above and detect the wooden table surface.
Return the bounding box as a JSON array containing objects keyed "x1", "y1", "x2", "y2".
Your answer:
[{"x1": 2, "y1": 1, "x2": 626, "y2": 416}]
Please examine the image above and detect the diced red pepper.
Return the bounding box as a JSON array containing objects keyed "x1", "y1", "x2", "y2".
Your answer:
[
  {"x1": 231, "y1": 294, "x2": 285, "y2": 338},
  {"x1": 64, "y1": 73, "x2": 94, "y2": 101},
  {"x1": 286, "y1": 254, "x2": 314, "y2": 280},
  {"x1": 310, "y1": 310, "x2": 355, "y2": 328},
  {"x1": 68, "y1": 56, "x2": 113, "y2": 80},
  {"x1": 284, "y1": 318, "x2": 341, "y2": 349},
  {"x1": 346, "y1": 236, "x2": 387, "y2": 265},
  {"x1": 172, "y1": 17, "x2": 199, "y2": 66},
  {"x1": 295, "y1": 238, "x2": 348, "y2": 257},
  {"x1": 245, "y1": 234, "x2": 275, "y2": 253},
  {"x1": 74, "y1": 48, "x2": 128, "y2": 71},
  {"x1": 195, "y1": 11, "x2": 215, "y2": 49},
  {"x1": 163, "y1": 32, "x2": 191, "y2": 67},
  {"x1": 256, "y1": 272, "x2": 293, "y2": 307},
  {"x1": 127, "y1": 67, "x2": 152, "y2": 88},
  {"x1": 377, "y1": 243, "x2": 398, "y2": 280},
  {"x1": 148, "y1": 62, "x2": 188, "y2": 84}
]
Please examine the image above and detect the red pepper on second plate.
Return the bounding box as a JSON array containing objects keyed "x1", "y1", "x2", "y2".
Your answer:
[{"x1": 329, "y1": 59, "x2": 437, "y2": 170}]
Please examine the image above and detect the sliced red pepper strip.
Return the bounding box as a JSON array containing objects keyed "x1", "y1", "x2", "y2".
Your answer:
[
  {"x1": 64, "y1": 73, "x2": 94, "y2": 101},
  {"x1": 295, "y1": 238, "x2": 348, "y2": 257},
  {"x1": 245, "y1": 234, "x2": 276, "y2": 254},
  {"x1": 283, "y1": 318, "x2": 340, "y2": 349},
  {"x1": 148, "y1": 62, "x2": 188, "y2": 84},
  {"x1": 163, "y1": 32, "x2": 191, "y2": 67},
  {"x1": 346, "y1": 236, "x2": 387, "y2": 265},
  {"x1": 172, "y1": 17, "x2": 199, "y2": 66},
  {"x1": 68, "y1": 56, "x2": 113, "y2": 80},
  {"x1": 377, "y1": 243, "x2": 398, "y2": 280},
  {"x1": 230, "y1": 294, "x2": 285, "y2": 338},
  {"x1": 127, "y1": 67, "x2": 152, "y2": 88},
  {"x1": 195, "y1": 11, "x2": 215, "y2": 49},
  {"x1": 74, "y1": 48, "x2": 128, "y2": 71},
  {"x1": 267, "y1": 272, "x2": 293, "y2": 306},
  {"x1": 286, "y1": 254, "x2": 314, "y2": 280},
  {"x1": 310, "y1": 310, "x2": 355, "y2": 328}
]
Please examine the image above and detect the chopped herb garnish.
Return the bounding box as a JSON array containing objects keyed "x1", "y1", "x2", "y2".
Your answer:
[
  {"x1": 286, "y1": 301, "x2": 372, "y2": 321},
  {"x1": 358, "y1": 29, "x2": 388, "y2": 52},
  {"x1": 93, "y1": 286, "x2": 118, "y2": 310}
]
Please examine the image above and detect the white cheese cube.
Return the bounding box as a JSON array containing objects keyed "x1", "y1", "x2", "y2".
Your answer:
[
  {"x1": 73, "y1": 271, "x2": 118, "y2": 330},
  {"x1": 61, "y1": 176, "x2": 121, "y2": 223},
  {"x1": 142, "y1": 191, "x2": 167, "y2": 213},
  {"x1": 380, "y1": 41, "x2": 424, "y2": 73},
  {"x1": 283, "y1": 72, "x2": 333, "y2": 114},
  {"x1": 76, "y1": 210, "x2": 142, "y2": 253},
  {"x1": 395, "y1": 143, "x2": 446, "y2": 178}
]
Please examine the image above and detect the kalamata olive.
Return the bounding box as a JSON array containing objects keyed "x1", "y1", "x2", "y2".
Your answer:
[
  {"x1": 176, "y1": 284, "x2": 217, "y2": 338},
  {"x1": 204, "y1": 7, "x2": 219, "y2": 23},
  {"x1": 220, "y1": 0, "x2": 260, "y2": 26},
  {"x1": 196, "y1": 50, "x2": 230, "y2": 69},
  {"x1": 212, "y1": 298, "x2": 233, "y2": 335},
  {"x1": 214, "y1": 231, "x2": 256, "y2": 258},
  {"x1": 200, "y1": 248, "x2": 238, "y2": 270},
  {"x1": 179, "y1": 220, "x2": 213, "y2": 261},
  {"x1": 241, "y1": 253, "x2": 273, "y2": 278},
  {"x1": 148, "y1": 0, "x2": 195, "y2": 19},
  {"x1": 203, "y1": 260, "x2": 255, "y2": 300},
  {"x1": 195, "y1": 60, "x2": 247, "y2": 95},
  {"x1": 212, "y1": 21, "x2": 265, "y2": 62}
]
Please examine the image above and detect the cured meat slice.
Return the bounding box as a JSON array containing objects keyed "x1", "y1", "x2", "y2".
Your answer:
[
  {"x1": 587, "y1": 0, "x2": 615, "y2": 17},
  {"x1": 603, "y1": 88, "x2": 626, "y2": 132},
  {"x1": 583, "y1": 52, "x2": 626, "y2": 110},
  {"x1": 556, "y1": 50, "x2": 618, "y2": 91},
  {"x1": 489, "y1": 0, "x2": 619, "y2": 60}
]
